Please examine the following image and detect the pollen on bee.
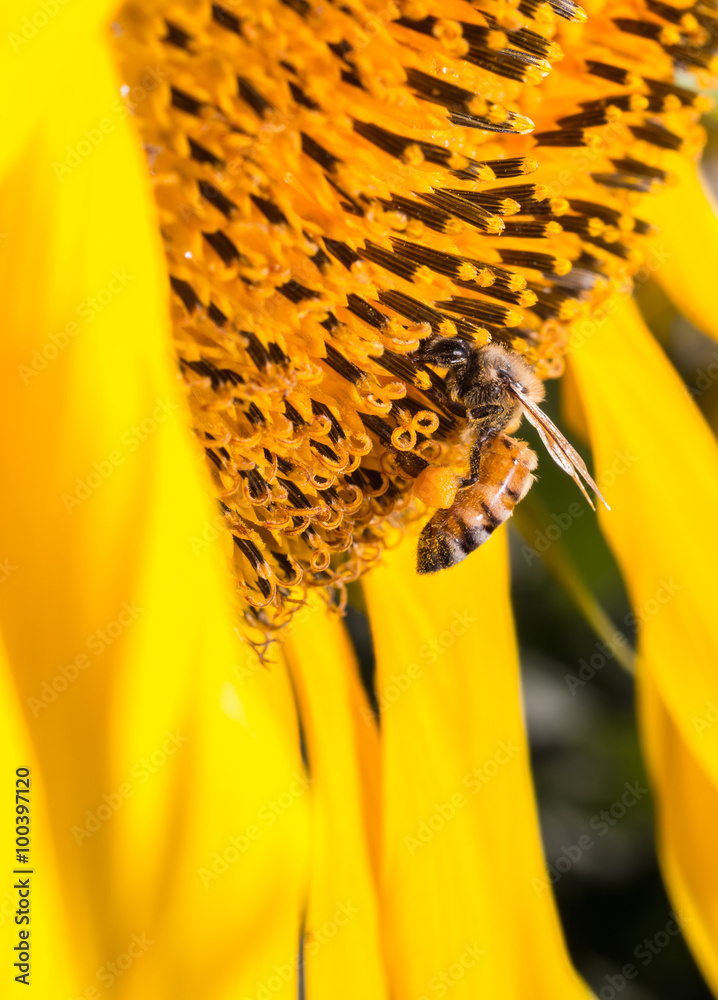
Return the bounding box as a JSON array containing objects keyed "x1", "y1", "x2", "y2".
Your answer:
[{"x1": 413, "y1": 466, "x2": 461, "y2": 509}]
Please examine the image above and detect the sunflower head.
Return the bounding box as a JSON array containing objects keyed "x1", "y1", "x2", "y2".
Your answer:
[{"x1": 114, "y1": 0, "x2": 715, "y2": 639}]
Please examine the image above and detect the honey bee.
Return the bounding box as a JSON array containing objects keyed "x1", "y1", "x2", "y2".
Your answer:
[{"x1": 413, "y1": 338, "x2": 608, "y2": 574}]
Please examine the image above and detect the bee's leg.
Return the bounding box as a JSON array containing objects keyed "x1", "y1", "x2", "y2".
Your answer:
[
  {"x1": 411, "y1": 373, "x2": 467, "y2": 416},
  {"x1": 440, "y1": 397, "x2": 469, "y2": 418},
  {"x1": 467, "y1": 403, "x2": 504, "y2": 422},
  {"x1": 458, "y1": 429, "x2": 498, "y2": 488}
]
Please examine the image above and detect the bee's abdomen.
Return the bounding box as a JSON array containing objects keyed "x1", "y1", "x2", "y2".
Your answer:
[
  {"x1": 417, "y1": 512, "x2": 492, "y2": 574},
  {"x1": 417, "y1": 434, "x2": 537, "y2": 574}
]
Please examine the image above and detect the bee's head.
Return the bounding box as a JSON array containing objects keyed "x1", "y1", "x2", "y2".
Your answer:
[
  {"x1": 462, "y1": 344, "x2": 544, "y2": 431},
  {"x1": 477, "y1": 344, "x2": 545, "y2": 404}
]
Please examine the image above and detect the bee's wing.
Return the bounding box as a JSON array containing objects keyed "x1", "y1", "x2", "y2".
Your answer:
[{"x1": 508, "y1": 382, "x2": 610, "y2": 511}]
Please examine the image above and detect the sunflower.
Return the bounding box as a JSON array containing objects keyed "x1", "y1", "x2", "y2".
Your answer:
[{"x1": 2, "y1": 0, "x2": 718, "y2": 996}]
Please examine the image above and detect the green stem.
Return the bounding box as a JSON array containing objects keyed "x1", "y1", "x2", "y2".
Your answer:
[{"x1": 512, "y1": 498, "x2": 636, "y2": 677}]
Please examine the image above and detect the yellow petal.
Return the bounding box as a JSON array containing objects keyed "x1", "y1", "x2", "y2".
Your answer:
[
  {"x1": 568, "y1": 295, "x2": 718, "y2": 992},
  {"x1": 0, "y1": 24, "x2": 308, "y2": 999},
  {"x1": 0, "y1": 2, "x2": 117, "y2": 178},
  {"x1": 363, "y1": 533, "x2": 591, "y2": 999},
  {"x1": 284, "y1": 606, "x2": 387, "y2": 999},
  {"x1": 643, "y1": 154, "x2": 718, "y2": 342},
  {"x1": 0, "y1": 635, "x2": 78, "y2": 995},
  {"x1": 641, "y1": 679, "x2": 718, "y2": 992},
  {"x1": 560, "y1": 359, "x2": 590, "y2": 444}
]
